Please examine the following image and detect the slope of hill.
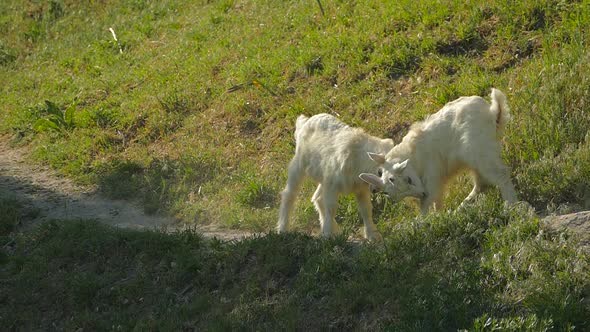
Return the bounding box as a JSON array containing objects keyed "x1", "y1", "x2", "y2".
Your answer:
[{"x1": 1, "y1": 1, "x2": 590, "y2": 330}]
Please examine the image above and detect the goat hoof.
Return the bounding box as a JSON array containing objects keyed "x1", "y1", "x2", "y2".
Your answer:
[{"x1": 365, "y1": 231, "x2": 383, "y2": 242}]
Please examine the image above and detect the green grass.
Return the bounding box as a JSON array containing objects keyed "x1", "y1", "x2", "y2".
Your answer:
[
  {"x1": 1, "y1": 198, "x2": 588, "y2": 330},
  {"x1": 1, "y1": 0, "x2": 589, "y2": 230}
]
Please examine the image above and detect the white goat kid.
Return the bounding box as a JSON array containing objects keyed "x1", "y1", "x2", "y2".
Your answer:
[
  {"x1": 277, "y1": 113, "x2": 425, "y2": 241},
  {"x1": 360, "y1": 88, "x2": 518, "y2": 214}
]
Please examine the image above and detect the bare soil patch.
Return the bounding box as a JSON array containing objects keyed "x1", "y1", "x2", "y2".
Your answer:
[{"x1": 0, "y1": 138, "x2": 252, "y2": 241}]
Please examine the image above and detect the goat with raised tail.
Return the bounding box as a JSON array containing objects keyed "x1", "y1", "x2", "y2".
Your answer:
[
  {"x1": 360, "y1": 88, "x2": 518, "y2": 214},
  {"x1": 277, "y1": 113, "x2": 425, "y2": 241}
]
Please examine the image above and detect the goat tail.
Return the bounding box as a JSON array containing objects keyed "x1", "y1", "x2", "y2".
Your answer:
[
  {"x1": 490, "y1": 88, "x2": 511, "y2": 136},
  {"x1": 294, "y1": 114, "x2": 309, "y2": 141}
]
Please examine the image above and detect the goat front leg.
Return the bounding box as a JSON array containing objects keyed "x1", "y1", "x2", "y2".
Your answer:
[
  {"x1": 420, "y1": 174, "x2": 443, "y2": 215},
  {"x1": 356, "y1": 189, "x2": 382, "y2": 242},
  {"x1": 313, "y1": 184, "x2": 342, "y2": 235},
  {"x1": 312, "y1": 184, "x2": 325, "y2": 228},
  {"x1": 319, "y1": 187, "x2": 339, "y2": 237}
]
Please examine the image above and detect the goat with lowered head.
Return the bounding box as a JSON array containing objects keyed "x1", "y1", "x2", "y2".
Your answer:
[
  {"x1": 360, "y1": 88, "x2": 518, "y2": 214},
  {"x1": 277, "y1": 113, "x2": 425, "y2": 241}
]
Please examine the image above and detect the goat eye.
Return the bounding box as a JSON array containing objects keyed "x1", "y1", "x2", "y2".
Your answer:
[
  {"x1": 389, "y1": 177, "x2": 395, "y2": 183},
  {"x1": 407, "y1": 177, "x2": 413, "y2": 185},
  {"x1": 377, "y1": 169, "x2": 383, "y2": 177}
]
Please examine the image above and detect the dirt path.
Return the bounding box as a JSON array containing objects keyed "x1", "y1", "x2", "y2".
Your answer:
[
  {"x1": 0, "y1": 138, "x2": 253, "y2": 241},
  {"x1": 1, "y1": 138, "x2": 588, "y2": 246}
]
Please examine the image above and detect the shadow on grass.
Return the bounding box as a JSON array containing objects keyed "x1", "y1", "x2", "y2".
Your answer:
[
  {"x1": 2, "y1": 207, "x2": 588, "y2": 331},
  {"x1": 95, "y1": 154, "x2": 223, "y2": 215},
  {"x1": 0, "y1": 171, "x2": 175, "y2": 232}
]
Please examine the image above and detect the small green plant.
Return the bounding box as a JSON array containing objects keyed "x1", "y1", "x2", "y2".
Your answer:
[
  {"x1": 33, "y1": 100, "x2": 76, "y2": 133},
  {"x1": 236, "y1": 175, "x2": 276, "y2": 209}
]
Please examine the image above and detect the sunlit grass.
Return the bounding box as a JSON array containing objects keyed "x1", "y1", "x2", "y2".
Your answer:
[{"x1": 1, "y1": 0, "x2": 589, "y2": 233}]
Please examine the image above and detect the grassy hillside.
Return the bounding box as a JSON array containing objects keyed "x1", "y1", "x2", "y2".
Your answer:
[
  {"x1": 1, "y1": 1, "x2": 590, "y2": 329},
  {"x1": 1, "y1": 0, "x2": 590, "y2": 232},
  {"x1": 1, "y1": 198, "x2": 589, "y2": 330}
]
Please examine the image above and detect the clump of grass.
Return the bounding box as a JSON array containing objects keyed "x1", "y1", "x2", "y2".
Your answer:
[
  {"x1": 235, "y1": 173, "x2": 277, "y2": 209},
  {"x1": 0, "y1": 197, "x2": 20, "y2": 237},
  {"x1": 0, "y1": 41, "x2": 16, "y2": 66},
  {"x1": 0, "y1": 197, "x2": 22, "y2": 264},
  {"x1": 469, "y1": 314, "x2": 555, "y2": 331},
  {"x1": 95, "y1": 159, "x2": 144, "y2": 200}
]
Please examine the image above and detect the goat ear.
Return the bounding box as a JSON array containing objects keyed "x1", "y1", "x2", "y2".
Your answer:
[
  {"x1": 393, "y1": 159, "x2": 409, "y2": 173},
  {"x1": 367, "y1": 152, "x2": 386, "y2": 165},
  {"x1": 359, "y1": 173, "x2": 383, "y2": 188}
]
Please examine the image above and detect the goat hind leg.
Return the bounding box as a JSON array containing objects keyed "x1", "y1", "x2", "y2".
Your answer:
[
  {"x1": 475, "y1": 159, "x2": 517, "y2": 204},
  {"x1": 311, "y1": 184, "x2": 327, "y2": 230},
  {"x1": 277, "y1": 162, "x2": 304, "y2": 233},
  {"x1": 460, "y1": 172, "x2": 487, "y2": 208}
]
